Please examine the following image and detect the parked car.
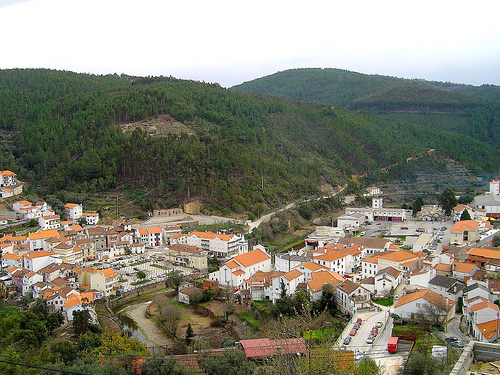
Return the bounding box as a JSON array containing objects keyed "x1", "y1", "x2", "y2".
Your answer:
[
  {"x1": 343, "y1": 336, "x2": 351, "y2": 345},
  {"x1": 366, "y1": 335, "x2": 374, "y2": 344},
  {"x1": 350, "y1": 329, "x2": 357, "y2": 336},
  {"x1": 450, "y1": 341, "x2": 465, "y2": 348},
  {"x1": 371, "y1": 328, "x2": 378, "y2": 336},
  {"x1": 355, "y1": 351, "x2": 366, "y2": 361},
  {"x1": 376, "y1": 321, "x2": 383, "y2": 328},
  {"x1": 356, "y1": 318, "x2": 363, "y2": 325},
  {"x1": 445, "y1": 337, "x2": 458, "y2": 342},
  {"x1": 353, "y1": 323, "x2": 360, "y2": 329}
]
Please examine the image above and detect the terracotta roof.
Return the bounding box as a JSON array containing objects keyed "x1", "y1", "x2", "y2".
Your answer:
[
  {"x1": 468, "y1": 247, "x2": 500, "y2": 260},
  {"x1": 362, "y1": 255, "x2": 381, "y2": 264},
  {"x1": 98, "y1": 268, "x2": 118, "y2": 279},
  {"x1": 307, "y1": 270, "x2": 344, "y2": 293},
  {"x1": 376, "y1": 266, "x2": 401, "y2": 278},
  {"x1": 471, "y1": 301, "x2": 499, "y2": 312},
  {"x1": 188, "y1": 231, "x2": 234, "y2": 242},
  {"x1": 452, "y1": 261, "x2": 477, "y2": 274},
  {"x1": 148, "y1": 227, "x2": 162, "y2": 234},
  {"x1": 487, "y1": 279, "x2": 500, "y2": 292},
  {"x1": 232, "y1": 270, "x2": 245, "y2": 276},
  {"x1": 451, "y1": 220, "x2": 479, "y2": 233},
  {"x1": 394, "y1": 289, "x2": 455, "y2": 311},
  {"x1": 314, "y1": 251, "x2": 346, "y2": 262},
  {"x1": 138, "y1": 228, "x2": 148, "y2": 235},
  {"x1": 360, "y1": 277, "x2": 375, "y2": 285},
  {"x1": 87, "y1": 227, "x2": 105, "y2": 234},
  {"x1": 224, "y1": 260, "x2": 239, "y2": 269},
  {"x1": 2, "y1": 253, "x2": 21, "y2": 259},
  {"x1": 169, "y1": 244, "x2": 203, "y2": 254},
  {"x1": 240, "y1": 338, "x2": 307, "y2": 358},
  {"x1": 476, "y1": 319, "x2": 500, "y2": 340},
  {"x1": 29, "y1": 230, "x2": 61, "y2": 240},
  {"x1": 453, "y1": 204, "x2": 470, "y2": 212},
  {"x1": 338, "y1": 279, "x2": 363, "y2": 294},
  {"x1": 379, "y1": 250, "x2": 418, "y2": 263},
  {"x1": 23, "y1": 251, "x2": 57, "y2": 259},
  {"x1": 64, "y1": 296, "x2": 81, "y2": 309},
  {"x1": 283, "y1": 269, "x2": 303, "y2": 281},
  {"x1": 69, "y1": 225, "x2": 84, "y2": 232},
  {"x1": 64, "y1": 203, "x2": 79, "y2": 209},
  {"x1": 294, "y1": 261, "x2": 329, "y2": 272},
  {"x1": 232, "y1": 249, "x2": 270, "y2": 267},
  {"x1": 434, "y1": 263, "x2": 452, "y2": 272}
]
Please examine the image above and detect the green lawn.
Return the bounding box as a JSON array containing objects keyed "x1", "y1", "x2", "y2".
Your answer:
[
  {"x1": 131, "y1": 279, "x2": 150, "y2": 286},
  {"x1": 373, "y1": 297, "x2": 393, "y2": 306},
  {"x1": 239, "y1": 312, "x2": 261, "y2": 329},
  {"x1": 151, "y1": 264, "x2": 166, "y2": 269}
]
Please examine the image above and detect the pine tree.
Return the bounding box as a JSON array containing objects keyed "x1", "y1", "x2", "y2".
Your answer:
[
  {"x1": 460, "y1": 209, "x2": 471, "y2": 221},
  {"x1": 185, "y1": 323, "x2": 193, "y2": 345}
]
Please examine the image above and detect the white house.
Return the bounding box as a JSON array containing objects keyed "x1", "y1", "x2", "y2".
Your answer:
[
  {"x1": 374, "y1": 266, "x2": 402, "y2": 297},
  {"x1": 428, "y1": 275, "x2": 465, "y2": 302},
  {"x1": 82, "y1": 211, "x2": 99, "y2": 225},
  {"x1": 293, "y1": 261, "x2": 329, "y2": 282},
  {"x1": 2, "y1": 253, "x2": 22, "y2": 269},
  {"x1": 187, "y1": 231, "x2": 248, "y2": 259},
  {"x1": 335, "y1": 279, "x2": 372, "y2": 315},
  {"x1": 394, "y1": 289, "x2": 455, "y2": 323},
  {"x1": 22, "y1": 251, "x2": 60, "y2": 272},
  {"x1": 28, "y1": 229, "x2": 61, "y2": 251},
  {"x1": 464, "y1": 296, "x2": 500, "y2": 342},
  {"x1": 21, "y1": 271, "x2": 43, "y2": 296},
  {"x1": 209, "y1": 248, "x2": 271, "y2": 288},
  {"x1": 270, "y1": 269, "x2": 304, "y2": 303},
  {"x1": 306, "y1": 270, "x2": 345, "y2": 301},
  {"x1": 64, "y1": 203, "x2": 83, "y2": 221},
  {"x1": 274, "y1": 253, "x2": 310, "y2": 273},
  {"x1": 38, "y1": 215, "x2": 61, "y2": 230}
]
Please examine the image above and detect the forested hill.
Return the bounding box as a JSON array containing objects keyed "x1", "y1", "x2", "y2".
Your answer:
[
  {"x1": 231, "y1": 68, "x2": 500, "y2": 148},
  {"x1": 0, "y1": 69, "x2": 497, "y2": 215}
]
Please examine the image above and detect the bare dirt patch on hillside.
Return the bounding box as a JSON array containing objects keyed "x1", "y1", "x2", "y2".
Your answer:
[{"x1": 120, "y1": 115, "x2": 193, "y2": 136}]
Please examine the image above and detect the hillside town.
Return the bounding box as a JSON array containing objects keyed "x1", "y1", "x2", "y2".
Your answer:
[{"x1": 1, "y1": 171, "x2": 500, "y2": 374}]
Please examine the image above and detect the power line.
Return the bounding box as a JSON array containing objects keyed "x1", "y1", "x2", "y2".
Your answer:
[{"x1": 0, "y1": 359, "x2": 91, "y2": 375}]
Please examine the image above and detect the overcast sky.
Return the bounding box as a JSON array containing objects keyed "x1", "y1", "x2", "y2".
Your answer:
[{"x1": 0, "y1": 0, "x2": 499, "y2": 88}]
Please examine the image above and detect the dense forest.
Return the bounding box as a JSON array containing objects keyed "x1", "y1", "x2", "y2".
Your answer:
[
  {"x1": 0, "y1": 69, "x2": 498, "y2": 216},
  {"x1": 231, "y1": 68, "x2": 500, "y2": 149}
]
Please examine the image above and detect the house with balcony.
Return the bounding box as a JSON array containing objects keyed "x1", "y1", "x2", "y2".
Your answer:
[
  {"x1": 82, "y1": 211, "x2": 99, "y2": 225},
  {"x1": 80, "y1": 267, "x2": 119, "y2": 297},
  {"x1": 335, "y1": 279, "x2": 372, "y2": 315},
  {"x1": 64, "y1": 203, "x2": 83, "y2": 221},
  {"x1": 187, "y1": 231, "x2": 248, "y2": 259},
  {"x1": 208, "y1": 247, "x2": 271, "y2": 288},
  {"x1": 166, "y1": 244, "x2": 208, "y2": 272}
]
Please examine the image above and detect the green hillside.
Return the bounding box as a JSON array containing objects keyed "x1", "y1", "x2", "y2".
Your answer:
[
  {"x1": 231, "y1": 68, "x2": 500, "y2": 148},
  {"x1": 0, "y1": 69, "x2": 497, "y2": 216}
]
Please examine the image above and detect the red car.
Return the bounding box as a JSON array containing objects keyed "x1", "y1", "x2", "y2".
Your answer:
[
  {"x1": 350, "y1": 329, "x2": 357, "y2": 336},
  {"x1": 371, "y1": 328, "x2": 378, "y2": 336},
  {"x1": 356, "y1": 318, "x2": 362, "y2": 325}
]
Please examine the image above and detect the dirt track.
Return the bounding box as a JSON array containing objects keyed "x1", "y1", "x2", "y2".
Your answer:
[{"x1": 126, "y1": 302, "x2": 174, "y2": 347}]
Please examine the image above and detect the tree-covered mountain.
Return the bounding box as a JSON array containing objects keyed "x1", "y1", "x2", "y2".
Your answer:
[
  {"x1": 231, "y1": 68, "x2": 500, "y2": 148},
  {"x1": 0, "y1": 69, "x2": 497, "y2": 216}
]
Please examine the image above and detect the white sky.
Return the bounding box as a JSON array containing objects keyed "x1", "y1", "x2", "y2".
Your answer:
[{"x1": 0, "y1": 0, "x2": 499, "y2": 88}]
